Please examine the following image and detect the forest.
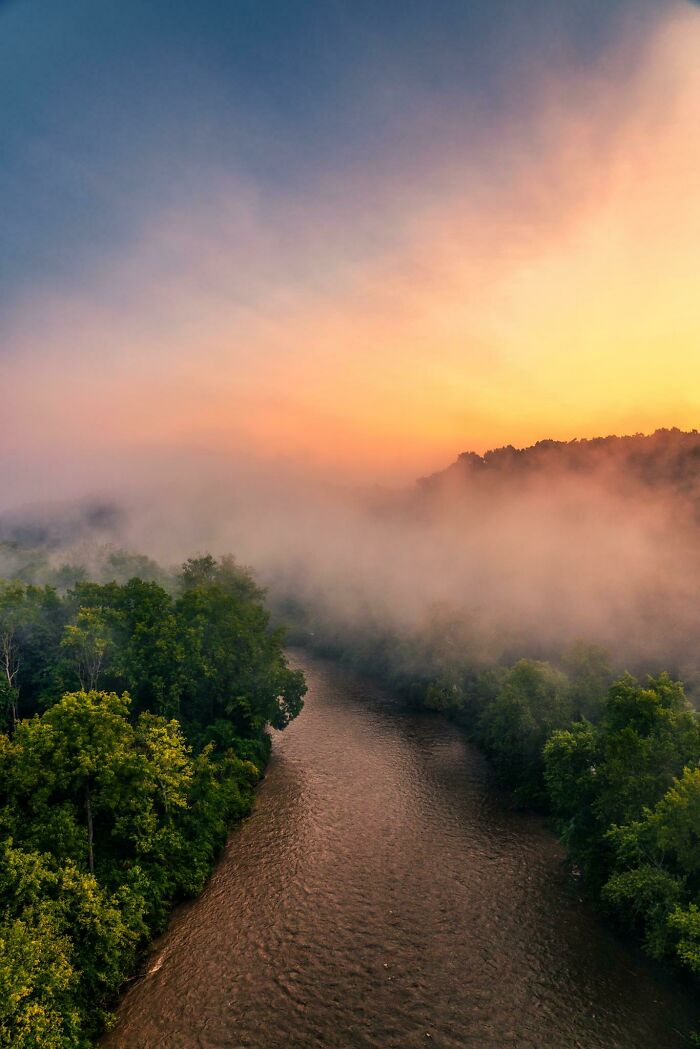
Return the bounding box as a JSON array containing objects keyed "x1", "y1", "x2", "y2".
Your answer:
[
  {"x1": 0, "y1": 555, "x2": 306, "y2": 1048},
  {"x1": 2, "y1": 432, "x2": 700, "y2": 1042},
  {"x1": 417, "y1": 428, "x2": 700, "y2": 500}
]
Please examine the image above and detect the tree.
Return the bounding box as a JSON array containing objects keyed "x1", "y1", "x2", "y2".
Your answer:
[
  {"x1": 61, "y1": 609, "x2": 110, "y2": 693},
  {"x1": 668, "y1": 904, "x2": 700, "y2": 976},
  {"x1": 14, "y1": 585, "x2": 67, "y2": 714},
  {"x1": 0, "y1": 582, "x2": 27, "y2": 729},
  {"x1": 68, "y1": 579, "x2": 185, "y2": 718},
  {"x1": 2, "y1": 691, "x2": 139, "y2": 874},
  {"x1": 0, "y1": 913, "x2": 80, "y2": 1049},
  {"x1": 0, "y1": 837, "x2": 144, "y2": 1046},
  {"x1": 561, "y1": 641, "x2": 613, "y2": 722},
  {"x1": 545, "y1": 674, "x2": 700, "y2": 888},
  {"x1": 477, "y1": 659, "x2": 572, "y2": 803},
  {"x1": 602, "y1": 767, "x2": 700, "y2": 970},
  {"x1": 175, "y1": 557, "x2": 305, "y2": 735}
]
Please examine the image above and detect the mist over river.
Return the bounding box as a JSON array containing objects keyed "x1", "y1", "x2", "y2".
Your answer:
[{"x1": 103, "y1": 653, "x2": 698, "y2": 1049}]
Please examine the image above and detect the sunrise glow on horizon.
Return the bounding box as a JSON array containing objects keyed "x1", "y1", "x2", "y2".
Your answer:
[{"x1": 3, "y1": 0, "x2": 700, "y2": 492}]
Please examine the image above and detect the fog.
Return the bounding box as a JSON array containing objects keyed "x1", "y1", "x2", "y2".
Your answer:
[{"x1": 4, "y1": 432, "x2": 700, "y2": 689}]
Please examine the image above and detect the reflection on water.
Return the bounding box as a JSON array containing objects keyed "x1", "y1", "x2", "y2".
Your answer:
[{"x1": 103, "y1": 653, "x2": 698, "y2": 1049}]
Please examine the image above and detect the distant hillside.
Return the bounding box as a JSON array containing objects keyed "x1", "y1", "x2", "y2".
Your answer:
[{"x1": 418, "y1": 429, "x2": 700, "y2": 500}]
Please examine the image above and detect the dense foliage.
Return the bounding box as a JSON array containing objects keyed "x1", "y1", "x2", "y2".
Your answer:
[
  {"x1": 0, "y1": 556, "x2": 305, "y2": 1047},
  {"x1": 545, "y1": 673, "x2": 700, "y2": 974}
]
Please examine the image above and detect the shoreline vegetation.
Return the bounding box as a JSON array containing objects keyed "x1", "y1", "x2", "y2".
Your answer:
[
  {"x1": 0, "y1": 555, "x2": 306, "y2": 1048},
  {"x1": 287, "y1": 621, "x2": 700, "y2": 1002},
  {"x1": 1, "y1": 523, "x2": 699, "y2": 1044}
]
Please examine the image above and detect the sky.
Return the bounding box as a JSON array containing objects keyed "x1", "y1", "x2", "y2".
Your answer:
[{"x1": 2, "y1": 0, "x2": 700, "y2": 496}]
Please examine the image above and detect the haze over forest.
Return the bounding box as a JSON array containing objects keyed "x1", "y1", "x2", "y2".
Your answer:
[{"x1": 3, "y1": 428, "x2": 700, "y2": 696}]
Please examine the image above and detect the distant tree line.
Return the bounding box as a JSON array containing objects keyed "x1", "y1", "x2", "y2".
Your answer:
[
  {"x1": 419, "y1": 427, "x2": 700, "y2": 501},
  {"x1": 0, "y1": 555, "x2": 305, "y2": 1048}
]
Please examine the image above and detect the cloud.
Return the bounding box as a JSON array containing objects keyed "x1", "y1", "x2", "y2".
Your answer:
[{"x1": 2, "y1": 2, "x2": 699, "y2": 492}]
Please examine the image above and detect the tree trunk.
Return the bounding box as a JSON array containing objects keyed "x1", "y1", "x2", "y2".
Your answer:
[
  {"x1": 2, "y1": 632, "x2": 19, "y2": 731},
  {"x1": 85, "y1": 784, "x2": 95, "y2": 874}
]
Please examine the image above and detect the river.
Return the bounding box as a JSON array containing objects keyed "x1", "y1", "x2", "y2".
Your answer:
[{"x1": 103, "y1": 652, "x2": 698, "y2": 1048}]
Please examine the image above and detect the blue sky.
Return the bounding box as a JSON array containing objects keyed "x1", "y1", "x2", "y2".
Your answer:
[{"x1": 1, "y1": 0, "x2": 663, "y2": 313}]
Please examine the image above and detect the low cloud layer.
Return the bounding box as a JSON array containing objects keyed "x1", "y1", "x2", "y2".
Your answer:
[{"x1": 5, "y1": 432, "x2": 700, "y2": 693}]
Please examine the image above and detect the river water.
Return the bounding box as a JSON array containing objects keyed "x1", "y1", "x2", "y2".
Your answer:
[{"x1": 103, "y1": 652, "x2": 698, "y2": 1049}]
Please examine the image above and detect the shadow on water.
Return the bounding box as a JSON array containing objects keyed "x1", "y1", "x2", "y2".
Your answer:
[{"x1": 103, "y1": 652, "x2": 700, "y2": 1049}]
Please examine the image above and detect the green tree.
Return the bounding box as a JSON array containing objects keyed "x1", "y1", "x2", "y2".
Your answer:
[
  {"x1": 0, "y1": 581, "x2": 28, "y2": 729},
  {"x1": 545, "y1": 674, "x2": 700, "y2": 886},
  {"x1": 477, "y1": 659, "x2": 572, "y2": 803},
  {"x1": 61, "y1": 609, "x2": 110, "y2": 693},
  {"x1": 668, "y1": 904, "x2": 700, "y2": 976},
  {"x1": 4, "y1": 691, "x2": 139, "y2": 874},
  {"x1": 69, "y1": 578, "x2": 184, "y2": 718},
  {"x1": 176, "y1": 558, "x2": 305, "y2": 735},
  {"x1": 15, "y1": 585, "x2": 67, "y2": 714},
  {"x1": 602, "y1": 767, "x2": 700, "y2": 970},
  {"x1": 561, "y1": 641, "x2": 613, "y2": 722},
  {"x1": 0, "y1": 913, "x2": 80, "y2": 1049},
  {"x1": 0, "y1": 837, "x2": 144, "y2": 1045}
]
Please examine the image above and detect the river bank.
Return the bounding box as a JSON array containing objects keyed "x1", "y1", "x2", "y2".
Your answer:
[{"x1": 102, "y1": 652, "x2": 699, "y2": 1049}]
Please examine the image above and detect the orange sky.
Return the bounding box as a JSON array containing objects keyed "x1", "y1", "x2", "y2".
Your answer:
[{"x1": 4, "y1": 3, "x2": 700, "y2": 486}]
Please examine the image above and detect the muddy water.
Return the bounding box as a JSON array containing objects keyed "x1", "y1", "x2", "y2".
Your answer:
[{"x1": 103, "y1": 653, "x2": 698, "y2": 1048}]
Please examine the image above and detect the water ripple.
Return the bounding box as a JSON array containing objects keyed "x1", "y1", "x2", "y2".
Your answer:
[{"x1": 103, "y1": 653, "x2": 699, "y2": 1049}]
